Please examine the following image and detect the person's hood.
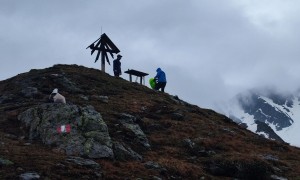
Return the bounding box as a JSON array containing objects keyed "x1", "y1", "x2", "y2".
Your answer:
[
  {"x1": 52, "y1": 88, "x2": 58, "y2": 94},
  {"x1": 156, "y1": 68, "x2": 161, "y2": 72}
]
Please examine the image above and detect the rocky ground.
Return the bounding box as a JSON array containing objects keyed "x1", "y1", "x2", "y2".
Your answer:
[{"x1": 0, "y1": 64, "x2": 300, "y2": 179}]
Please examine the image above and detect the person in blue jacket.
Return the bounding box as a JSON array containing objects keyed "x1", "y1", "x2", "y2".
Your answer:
[{"x1": 154, "y1": 68, "x2": 167, "y2": 92}]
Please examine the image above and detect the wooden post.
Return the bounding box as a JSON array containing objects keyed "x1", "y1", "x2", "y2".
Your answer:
[
  {"x1": 101, "y1": 46, "x2": 105, "y2": 72},
  {"x1": 101, "y1": 62, "x2": 105, "y2": 72},
  {"x1": 129, "y1": 74, "x2": 132, "y2": 82}
]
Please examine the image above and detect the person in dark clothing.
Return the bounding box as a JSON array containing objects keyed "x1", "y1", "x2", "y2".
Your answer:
[
  {"x1": 113, "y1": 54, "x2": 122, "y2": 77},
  {"x1": 154, "y1": 68, "x2": 167, "y2": 92}
]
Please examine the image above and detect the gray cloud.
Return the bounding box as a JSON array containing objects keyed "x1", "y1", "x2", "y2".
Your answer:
[{"x1": 1, "y1": 0, "x2": 300, "y2": 110}]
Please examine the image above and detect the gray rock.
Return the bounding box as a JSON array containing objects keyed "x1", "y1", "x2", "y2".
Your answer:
[
  {"x1": 270, "y1": 175, "x2": 288, "y2": 180},
  {"x1": 21, "y1": 87, "x2": 38, "y2": 98},
  {"x1": 260, "y1": 154, "x2": 279, "y2": 161},
  {"x1": 151, "y1": 176, "x2": 162, "y2": 180},
  {"x1": 66, "y1": 156, "x2": 100, "y2": 169},
  {"x1": 99, "y1": 96, "x2": 108, "y2": 103},
  {"x1": 91, "y1": 95, "x2": 109, "y2": 103},
  {"x1": 19, "y1": 172, "x2": 40, "y2": 180},
  {"x1": 144, "y1": 161, "x2": 167, "y2": 173},
  {"x1": 4, "y1": 133, "x2": 18, "y2": 140},
  {"x1": 18, "y1": 103, "x2": 113, "y2": 159},
  {"x1": 144, "y1": 161, "x2": 161, "y2": 169},
  {"x1": 0, "y1": 94, "x2": 15, "y2": 104},
  {"x1": 113, "y1": 141, "x2": 142, "y2": 161},
  {"x1": 84, "y1": 131, "x2": 112, "y2": 146},
  {"x1": 80, "y1": 95, "x2": 89, "y2": 101},
  {"x1": 222, "y1": 128, "x2": 235, "y2": 134},
  {"x1": 120, "y1": 113, "x2": 137, "y2": 123},
  {"x1": 0, "y1": 158, "x2": 14, "y2": 166},
  {"x1": 169, "y1": 95, "x2": 181, "y2": 104},
  {"x1": 169, "y1": 95, "x2": 190, "y2": 106},
  {"x1": 59, "y1": 135, "x2": 85, "y2": 156},
  {"x1": 171, "y1": 112, "x2": 184, "y2": 121},
  {"x1": 119, "y1": 114, "x2": 150, "y2": 148},
  {"x1": 239, "y1": 123, "x2": 248, "y2": 128},
  {"x1": 84, "y1": 138, "x2": 113, "y2": 158},
  {"x1": 182, "y1": 138, "x2": 195, "y2": 149},
  {"x1": 182, "y1": 138, "x2": 215, "y2": 157},
  {"x1": 52, "y1": 75, "x2": 83, "y2": 93}
]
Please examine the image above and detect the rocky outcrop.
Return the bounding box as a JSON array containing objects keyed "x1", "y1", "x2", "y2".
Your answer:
[
  {"x1": 1, "y1": 64, "x2": 298, "y2": 179},
  {"x1": 19, "y1": 172, "x2": 40, "y2": 180},
  {"x1": 118, "y1": 113, "x2": 150, "y2": 149},
  {"x1": 255, "y1": 120, "x2": 284, "y2": 142},
  {"x1": 49, "y1": 72, "x2": 83, "y2": 93},
  {"x1": 18, "y1": 103, "x2": 113, "y2": 159},
  {"x1": 113, "y1": 141, "x2": 142, "y2": 161},
  {"x1": 66, "y1": 156, "x2": 100, "y2": 169}
]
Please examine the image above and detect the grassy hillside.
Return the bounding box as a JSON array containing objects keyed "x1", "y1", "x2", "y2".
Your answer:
[{"x1": 0, "y1": 64, "x2": 299, "y2": 179}]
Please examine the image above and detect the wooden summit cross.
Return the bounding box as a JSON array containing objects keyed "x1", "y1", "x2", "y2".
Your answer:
[{"x1": 86, "y1": 33, "x2": 120, "y2": 72}]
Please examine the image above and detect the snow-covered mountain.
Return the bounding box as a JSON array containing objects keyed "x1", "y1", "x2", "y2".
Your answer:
[{"x1": 222, "y1": 89, "x2": 300, "y2": 147}]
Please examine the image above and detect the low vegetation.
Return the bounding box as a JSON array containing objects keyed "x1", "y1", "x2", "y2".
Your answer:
[{"x1": 0, "y1": 64, "x2": 299, "y2": 179}]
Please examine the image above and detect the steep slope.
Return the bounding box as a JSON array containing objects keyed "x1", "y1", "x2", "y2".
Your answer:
[{"x1": 0, "y1": 64, "x2": 300, "y2": 179}]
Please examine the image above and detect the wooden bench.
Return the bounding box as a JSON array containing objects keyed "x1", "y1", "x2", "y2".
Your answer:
[{"x1": 124, "y1": 69, "x2": 149, "y2": 85}]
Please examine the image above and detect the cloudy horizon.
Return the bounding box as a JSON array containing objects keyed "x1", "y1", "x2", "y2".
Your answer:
[{"x1": 1, "y1": 0, "x2": 300, "y2": 110}]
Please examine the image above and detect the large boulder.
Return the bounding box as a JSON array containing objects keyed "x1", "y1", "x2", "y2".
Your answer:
[{"x1": 18, "y1": 103, "x2": 113, "y2": 159}]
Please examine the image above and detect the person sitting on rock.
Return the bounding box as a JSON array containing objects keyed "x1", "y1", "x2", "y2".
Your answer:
[{"x1": 49, "y1": 88, "x2": 66, "y2": 104}]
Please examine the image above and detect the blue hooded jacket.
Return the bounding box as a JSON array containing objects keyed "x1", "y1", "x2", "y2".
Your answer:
[{"x1": 154, "y1": 68, "x2": 167, "y2": 83}]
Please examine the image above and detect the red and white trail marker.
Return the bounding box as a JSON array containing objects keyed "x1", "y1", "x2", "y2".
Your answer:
[{"x1": 57, "y1": 124, "x2": 71, "y2": 133}]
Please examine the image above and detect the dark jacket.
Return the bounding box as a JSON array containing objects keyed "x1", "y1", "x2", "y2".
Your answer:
[
  {"x1": 154, "y1": 68, "x2": 167, "y2": 83},
  {"x1": 113, "y1": 59, "x2": 121, "y2": 73}
]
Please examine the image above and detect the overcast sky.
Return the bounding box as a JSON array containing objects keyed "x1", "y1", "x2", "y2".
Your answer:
[{"x1": 1, "y1": 0, "x2": 300, "y2": 110}]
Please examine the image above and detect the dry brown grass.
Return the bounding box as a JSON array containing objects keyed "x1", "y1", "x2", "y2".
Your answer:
[
  {"x1": 157, "y1": 157, "x2": 205, "y2": 178},
  {"x1": 0, "y1": 64, "x2": 300, "y2": 179}
]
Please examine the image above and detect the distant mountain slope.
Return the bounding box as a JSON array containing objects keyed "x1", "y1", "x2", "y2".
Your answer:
[
  {"x1": 0, "y1": 64, "x2": 300, "y2": 179},
  {"x1": 226, "y1": 89, "x2": 300, "y2": 147}
]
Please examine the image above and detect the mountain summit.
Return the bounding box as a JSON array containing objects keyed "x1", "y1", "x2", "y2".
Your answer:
[{"x1": 0, "y1": 64, "x2": 300, "y2": 179}]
